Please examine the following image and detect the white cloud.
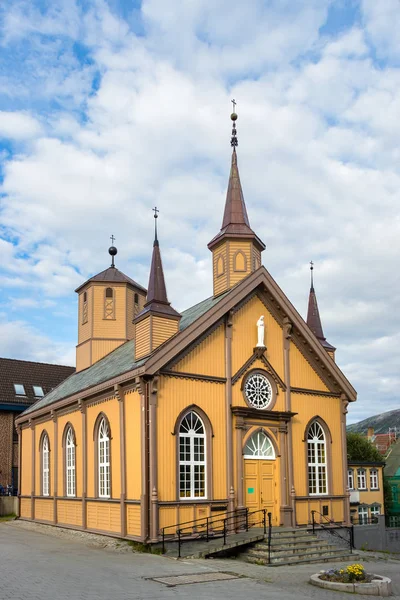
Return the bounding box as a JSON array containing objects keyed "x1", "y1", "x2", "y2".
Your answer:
[{"x1": 0, "y1": 111, "x2": 42, "y2": 140}]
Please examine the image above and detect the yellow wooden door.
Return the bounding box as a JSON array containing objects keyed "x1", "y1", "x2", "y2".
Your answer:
[{"x1": 244, "y1": 459, "x2": 276, "y2": 524}]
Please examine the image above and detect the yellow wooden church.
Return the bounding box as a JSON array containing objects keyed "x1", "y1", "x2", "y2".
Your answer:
[{"x1": 16, "y1": 112, "x2": 356, "y2": 543}]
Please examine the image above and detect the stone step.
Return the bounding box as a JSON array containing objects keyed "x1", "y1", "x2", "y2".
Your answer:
[
  {"x1": 244, "y1": 551, "x2": 355, "y2": 567},
  {"x1": 267, "y1": 535, "x2": 321, "y2": 547},
  {"x1": 247, "y1": 543, "x2": 336, "y2": 558}
]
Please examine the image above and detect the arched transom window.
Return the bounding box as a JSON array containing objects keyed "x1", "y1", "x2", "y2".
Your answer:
[
  {"x1": 244, "y1": 431, "x2": 275, "y2": 459},
  {"x1": 98, "y1": 418, "x2": 110, "y2": 498},
  {"x1": 42, "y1": 434, "x2": 50, "y2": 496},
  {"x1": 307, "y1": 421, "x2": 327, "y2": 495},
  {"x1": 66, "y1": 427, "x2": 76, "y2": 497},
  {"x1": 179, "y1": 412, "x2": 206, "y2": 499}
]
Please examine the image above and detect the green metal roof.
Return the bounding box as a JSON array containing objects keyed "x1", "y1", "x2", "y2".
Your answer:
[{"x1": 22, "y1": 291, "x2": 229, "y2": 416}]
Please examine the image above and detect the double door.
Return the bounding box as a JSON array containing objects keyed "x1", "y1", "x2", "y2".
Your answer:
[{"x1": 244, "y1": 459, "x2": 276, "y2": 524}]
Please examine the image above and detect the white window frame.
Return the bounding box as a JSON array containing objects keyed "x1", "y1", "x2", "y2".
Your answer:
[
  {"x1": 66, "y1": 427, "x2": 76, "y2": 497},
  {"x1": 348, "y1": 469, "x2": 354, "y2": 490},
  {"x1": 357, "y1": 469, "x2": 367, "y2": 490},
  {"x1": 42, "y1": 435, "x2": 49, "y2": 497},
  {"x1": 244, "y1": 431, "x2": 275, "y2": 459},
  {"x1": 307, "y1": 421, "x2": 328, "y2": 496},
  {"x1": 98, "y1": 418, "x2": 110, "y2": 498},
  {"x1": 14, "y1": 383, "x2": 26, "y2": 396},
  {"x1": 370, "y1": 469, "x2": 379, "y2": 490},
  {"x1": 358, "y1": 505, "x2": 369, "y2": 525},
  {"x1": 33, "y1": 385, "x2": 44, "y2": 397},
  {"x1": 179, "y1": 412, "x2": 206, "y2": 500},
  {"x1": 370, "y1": 505, "x2": 380, "y2": 518}
]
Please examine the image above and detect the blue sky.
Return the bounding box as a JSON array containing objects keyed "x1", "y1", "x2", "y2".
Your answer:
[{"x1": 0, "y1": 0, "x2": 400, "y2": 424}]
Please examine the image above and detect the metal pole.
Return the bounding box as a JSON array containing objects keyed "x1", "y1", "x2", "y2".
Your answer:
[
  {"x1": 311, "y1": 510, "x2": 315, "y2": 534},
  {"x1": 263, "y1": 509, "x2": 267, "y2": 535},
  {"x1": 245, "y1": 508, "x2": 249, "y2": 532},
  {"x1": 223, "y1": 519, "x2": 227, "y2": 545},
  {"x1": 267, "y1": 512, "x2": 272, "y2": 564},
  {"x1": 178, "y1": 529, "x2": 181, "y2": 558},
  {"x1": 162, "y1": 528, "x2": 165, "y2": 554},
  {"x1": 206, "y1": 517, "x2": 209, "y2": 543}
]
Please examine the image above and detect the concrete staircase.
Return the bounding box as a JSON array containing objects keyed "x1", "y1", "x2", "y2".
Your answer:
[{"x1": 240, "y1": 528, "x2": 355, "y2": 566}]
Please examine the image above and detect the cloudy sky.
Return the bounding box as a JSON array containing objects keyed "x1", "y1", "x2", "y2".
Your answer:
[{"x1": 0, "y1": 0, "x2": 399, "y2": 424}]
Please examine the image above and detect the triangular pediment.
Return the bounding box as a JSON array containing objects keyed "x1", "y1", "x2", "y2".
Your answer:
[{"x1": 145, "y1": 267, "x2": 356, "y2": 402}]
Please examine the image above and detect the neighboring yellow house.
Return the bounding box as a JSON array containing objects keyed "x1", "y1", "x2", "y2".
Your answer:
[
  {"x1": 348, "y1": 461, "x2": 385, "y2": 524},
  {"x1": 15, "y1": 113, "x2": 357, "y2": 543}
]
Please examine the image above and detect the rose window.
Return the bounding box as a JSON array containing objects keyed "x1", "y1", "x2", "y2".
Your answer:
[{"x1": 244, "y1": 373, "x2": 273, "y2": 409}]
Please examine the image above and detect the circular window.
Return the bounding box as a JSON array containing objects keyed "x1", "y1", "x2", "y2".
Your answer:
[{"x1": 244, "y1": 372, "x2": 273, "y2": 409}]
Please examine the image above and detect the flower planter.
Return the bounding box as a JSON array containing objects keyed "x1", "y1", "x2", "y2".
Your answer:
[{"x1": 310, "y1": 573, "x2": 392, "y2": 596}]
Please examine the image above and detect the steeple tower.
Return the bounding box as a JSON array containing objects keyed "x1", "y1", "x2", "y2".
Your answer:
[
  {"x1": 306, "y1": 262, "x2": 336, "y2": 360},
  {"x1": 208, "y1": 103, "x2": 265, "y2": 296},
  {"x1": 134, "y1": 209, "x2": 181, "y2": 360}
]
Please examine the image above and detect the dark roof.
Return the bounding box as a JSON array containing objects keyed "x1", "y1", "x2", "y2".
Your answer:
[
  {"x1": 0, "y1": 358, "x2": 75, "y2": 410},
  {"x1": 384, "y1": 439, "x2": 400, "y2": 477},
  {"x1": 348, "y1": 461, "x2": 385, "y2": 467},
  {"x1": 306, "y1": 285, "x2": 336, "y2": 351},
  {"x1": 75, "y1": 267, "x2": 147, "y2": 293},
  {"x1": 137, "y1": 239, "x2": 180, "y2": 320},
  {"x1": 22, "y1": 292, "x2": 228, "y2": 416},
  {"x1": 208, "y1": 149, "x2": 265, "y2": 251}
]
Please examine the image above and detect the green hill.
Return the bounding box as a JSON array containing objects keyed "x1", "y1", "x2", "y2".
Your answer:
[{"x1": 347, "y1": 408, "x2": 400, "y2": 435}]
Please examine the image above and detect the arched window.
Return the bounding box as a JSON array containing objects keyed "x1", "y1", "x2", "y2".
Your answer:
[
  {"x1": 216, "y1": 255, "x2": 225, "y2": 277},
  {"x1": 98, "y1": 417, "x2": 110, "y2": 498},
  {"x1": 307, "y1": 421, "x2": 327, "y2": 495},
  {"x1": 104, "y1": 288, "x2": 115, "y2": 319},
  {"x1": 66, "y1": 427, "x2": 76, "y2": 497},
  {"x1": 233, "y1": 250, "x2": 247, "y2": 272},
  {"x1": 134, "y1": 292, "x2": 139, "y2": 304},
  {"x1": 244, "y1": 431, "x2": 275, "y2": 459},
  {"x1": 179, "y1": 412, "x2": 206, "y2": 499},
  {"x1": 42, "y1": 434, "x2": 50, "y2": 496}
]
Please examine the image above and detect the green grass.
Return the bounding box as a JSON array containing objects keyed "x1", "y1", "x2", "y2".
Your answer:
[
  {"x1": 0, "y1": 513, "x2": 16, "y2": 522},
  {"x1": 127, "y1": 540, "x2": 164, "y2": 554}
]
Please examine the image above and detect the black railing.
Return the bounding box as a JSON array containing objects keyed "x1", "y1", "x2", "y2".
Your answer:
[
  {"x1": 267, "y1": 511, "x2": 272, "y2": 563},
  {"x1": 311, "y1": 510, "x2": 353, "y2": 553},
  {"x1": 162, "y1": 507, "x2": 269, "y2": 558},
  {"x1": 0, "y1": 485, "x2": 17, "y2": 496}
]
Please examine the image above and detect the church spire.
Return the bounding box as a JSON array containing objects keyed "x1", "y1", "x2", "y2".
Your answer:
[
  {"x1": 306, "y1": 262, "x2": 336, "y2": 357},
  {"x1": 134, "y1": 210, "x2": 180, "y2": 360},
  {"x1": 208, "y1": 104, "x2": 265, "y2": 297}
]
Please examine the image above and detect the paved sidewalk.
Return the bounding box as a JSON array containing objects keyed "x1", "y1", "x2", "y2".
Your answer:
[{"x1": 1, "y1": 521, "x2": 399, "y2": 599}]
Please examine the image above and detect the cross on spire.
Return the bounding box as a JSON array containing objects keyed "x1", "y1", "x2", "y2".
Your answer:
[
  {"x1": 230, "y1": 99, "x2": 238, "y2": 148},
  {"x1": 110, "y1": 234, "x2": 115, "y2": 245},
  {"x1": 152, "y1": 206, "x2": 159, "y2": 245},
  {"x1": 310, "y1": 261, "x2": 314, "y2": 290}
]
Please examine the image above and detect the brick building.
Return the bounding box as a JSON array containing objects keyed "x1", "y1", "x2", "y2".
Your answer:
[{"x1": 0, "y1": 358, "x2": 74, "y2": 493}]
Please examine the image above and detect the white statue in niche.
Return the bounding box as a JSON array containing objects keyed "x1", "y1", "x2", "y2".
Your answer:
[{"x1": 256, "y1": 315, "x2": 265, "y2": 347}]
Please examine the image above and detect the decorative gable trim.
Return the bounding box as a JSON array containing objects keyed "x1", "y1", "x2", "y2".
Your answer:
[{"x1": 231, "y1": 351, "x2": 286, "y2": 392}]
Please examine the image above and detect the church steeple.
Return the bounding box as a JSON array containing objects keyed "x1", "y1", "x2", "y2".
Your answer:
[
  {"x1": 208, "y1": 104, "x2": 265, "y2": 296},
  {"x1": 306, "y1": 262, "x2": 336, "y2": 360},
  {"x1": 134, "y1": 209, "x2": 180, "y2": 360}
]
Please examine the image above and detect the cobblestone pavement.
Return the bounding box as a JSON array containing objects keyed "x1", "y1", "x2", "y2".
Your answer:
[{"x1": 1, "y1": 521, "x2": 399, "y2": 600}]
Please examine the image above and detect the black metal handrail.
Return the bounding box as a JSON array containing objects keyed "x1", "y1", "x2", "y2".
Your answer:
[
  {"x1": 267, "y1": 511, "x2": 272, "y2": 563},
  {"x1": 311, "y1": 510, "x2": 353, "y2": 553},
  {"x1": 162, "y1": 507, "x2": 269, "y2": 557}
]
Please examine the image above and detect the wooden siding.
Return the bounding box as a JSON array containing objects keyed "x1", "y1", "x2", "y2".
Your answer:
[
  {"x1": 86, "y1": 501, "x2": 120, "y2": 533},
  {"x1": 21, "y1": 427, "x2": 32, "y2": 496},
  {"x1": 91, "y1": 339, "x2": 125, "y2": 364},
  {"x1": 20, "y1": 497, "x2": 31, "y2": 518},
  {"x1": 57, "y1": 411, "x2": 82, "y2": 497},
  {"x1": 171, "y1": 323, "x2": 225, "y2": 377},
  {"x1": 289, "y1": 342, "x2": 329, "y2": 392},
  {"x1": 156, "y1": 376, "x2": 226, "y2": 502},
  {"x1": 291, "y1": 393, "x2": 343, "y2": 497},
  {"x1": 152, "y1": 316, "x2": 178, "y2": 349},
  {"x1": 135, "y1": 317, "x2": 151, "y2": 359},
  {"x1": 92, "y1": 284, "x2": 127, "y2": 339},
  {"x1": 125, "y1": 390, "x2": 142, "y2": 500},
  {"x1": 35, "y1": 420, "x2": 54, "y2": 497},
  {"x1": 126, "y1": 505, "x2": 141, "y2": 536},
  {"x1": 57, "y1": 500, "x2": 83, "y2": 526},
  {"x1": 76, "y1": 340, "x2": 91, "y2": 373},
  {"x1": 86, "y1": 398, "x2": 121, "y2": 499},
  {"x1": 295, "y1": 497, "x2": 344, "y2": 526},
  {"x1": 35, "y1": 498, "x2": 54, "y2": 521},
  {"x1": 213, "y1": 245, "x2": 229, "y2": 296},
  {"x1": 232, "y1": 295, "x2": 284, "y2": 379},
  {"x1": 229, "y1": 241, "x2": 251, "y2": 286},
  {"x1": 127, "y1": 288, "x2": 146, "y2": 340},
  {"x1": 78, "y1": 287, "x2": 92, "y2": 345}
]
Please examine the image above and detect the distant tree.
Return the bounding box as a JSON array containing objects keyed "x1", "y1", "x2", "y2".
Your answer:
[
  {"x1": 383, "y1": 478, "x2": 393, "y2": 515},
  {"x1": 347, "y1": 432, "x2": 383, "y2": 462}
]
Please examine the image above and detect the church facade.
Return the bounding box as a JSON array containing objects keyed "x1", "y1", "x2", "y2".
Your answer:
[{"x1": 16, "y1": 113, "x2": 356, "y2": 542}]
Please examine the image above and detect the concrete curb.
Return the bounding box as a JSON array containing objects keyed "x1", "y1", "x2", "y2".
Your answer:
[{"x1": 310, "y1": 573, "x2": 392, "y2": 596}]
